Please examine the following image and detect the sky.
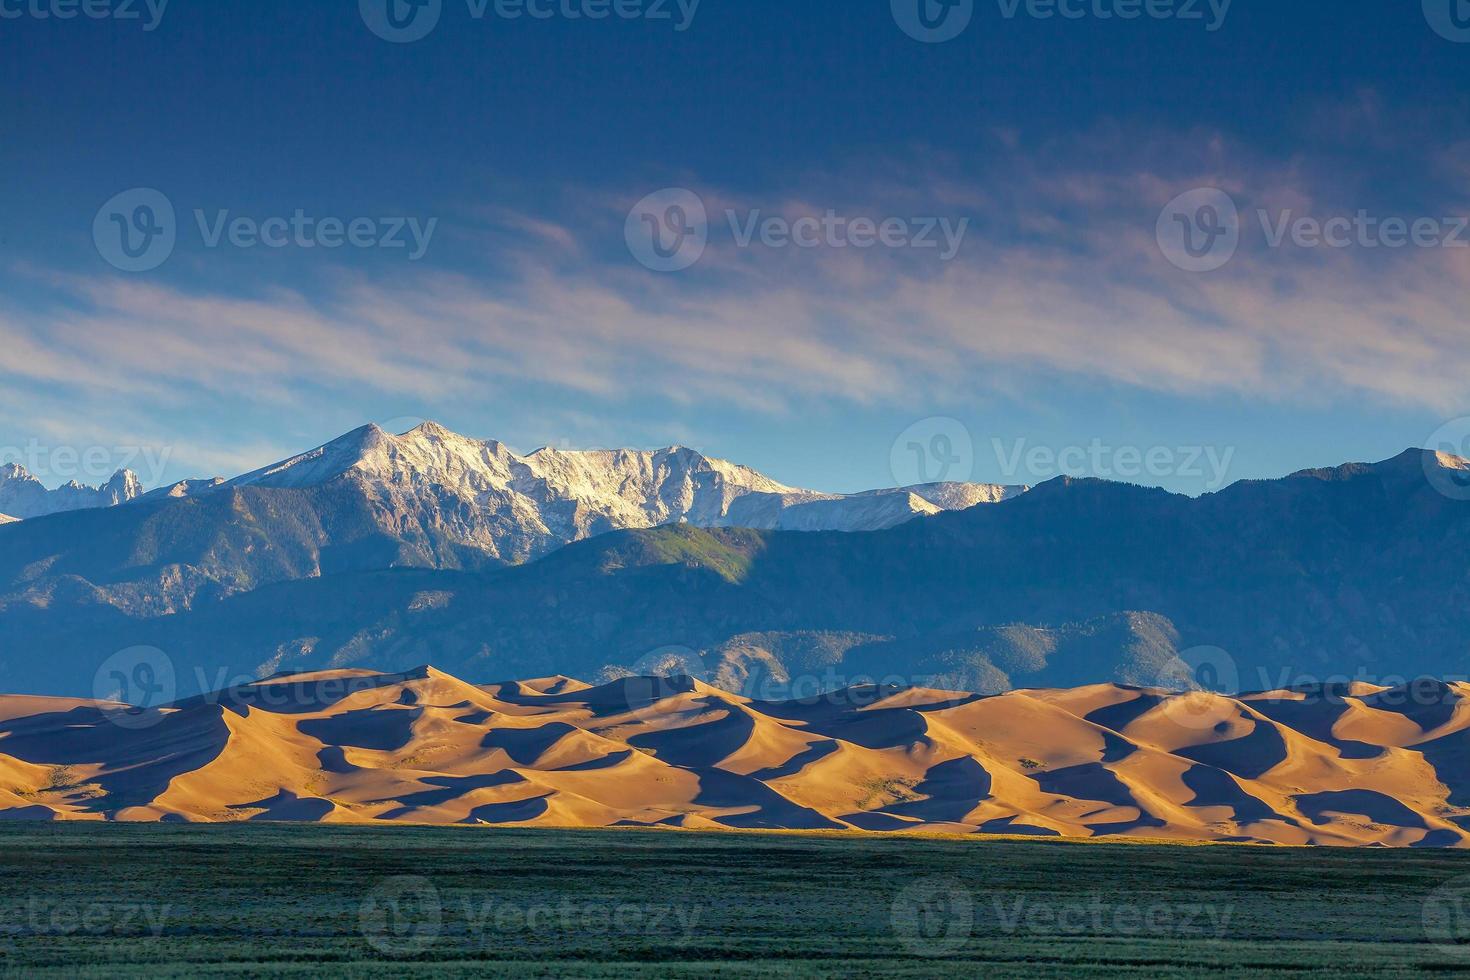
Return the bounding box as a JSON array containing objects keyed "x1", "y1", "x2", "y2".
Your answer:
[{"x1": 1, "y1": 0, "x2": 1469, "y2": 496}]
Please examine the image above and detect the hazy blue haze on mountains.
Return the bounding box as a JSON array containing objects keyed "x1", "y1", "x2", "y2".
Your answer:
[{"x1": 0, "y1": 442, "x2": 1466, "y2": 699}]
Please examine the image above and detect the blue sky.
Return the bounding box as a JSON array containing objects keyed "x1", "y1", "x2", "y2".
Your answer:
[{"x1": 1, "y1": 0, "x2": 1469, "y2": 495}]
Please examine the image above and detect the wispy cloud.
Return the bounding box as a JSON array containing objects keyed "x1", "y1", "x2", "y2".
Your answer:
[{"x1": 2, "y1": 108, "x2": 1468, "y2": 482}]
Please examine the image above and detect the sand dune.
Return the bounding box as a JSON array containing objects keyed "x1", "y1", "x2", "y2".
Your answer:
[{"x1": 1, "y1": 666, "x2": 1469, "y2": 846}]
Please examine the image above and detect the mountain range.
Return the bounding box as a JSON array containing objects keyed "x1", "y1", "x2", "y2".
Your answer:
[
  {"x1": 3, "y1": 665, "x2": 1468, "y2": 846},
  {"x1": 0, "y1": 423, "x2": 1467, "y2": 702},
  {"x1": 0, "y1": 464, "x2": 142, "y2": 520}
]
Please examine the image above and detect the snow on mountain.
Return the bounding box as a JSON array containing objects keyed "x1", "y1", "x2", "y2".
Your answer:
[
  {"x1": 142, "y1": 477, "x2": 227, "y2": 500},
  {"x1": 0, "y1": 464, "x2": 143, "y2": 520},
  {"x1": 203, "y1": 421, "x2": 1028, "y2": 562}
]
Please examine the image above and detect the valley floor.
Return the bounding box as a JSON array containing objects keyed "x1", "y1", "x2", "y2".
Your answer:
[{"x1": 1, "y1": 824, "x2": 1468, "y2": 977}]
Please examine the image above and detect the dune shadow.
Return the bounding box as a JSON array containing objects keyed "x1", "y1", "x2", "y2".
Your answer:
[
  {"x1": 748, "y1": 740, "x2": 839, "y2": 781},
  {"x1": 0, "y1": 703, "x2": 232, "y2": 814},
  {"x1": 464, "y1": 794, "x2": 552, "y2": 824},
  {"x1": 977, "y1": 815, "x2": 1062, "y2": 837},
  {"x1": 794, "y1": 708, "x2": 932, "y2": 751},
  {"x1": 299, "y1": 706, "x2": 421, "y2": 752},
  {"x1": 882, "y1": 757, "x2": 992, "y2": 824},
  {"x1": 1180, "y1": 764, "x2": 1279, "y2": 825},
  {"x1": 1417, "y1": 729, "x2": 1470, "y2": 808},
  {"x1": 691, "y1": 768, "x2": 846, "y2": 830},
  {"x1": 1033, "y1": 763, "x2": 1166, "y2": 834},
  {"x1": 381, "y1": 771, "x2": 527, "y2": 810},
  {"x1": 1360, "y1": 682, "x2": 1462, "y2": 735},
  {"x1": 1174, "y1": 716, "x2": 1288, "y2": 780},
  {"x1": 1084, "y1": 692, "x2": 1167, "y2": 734},
  {"x1": 1294, "y1": 789, "x2": 1428, "y2": 830},
  {"x1": 626, "y1": 704, "x2": 754, "y2": 768},
  {"x1": 480, "y1": 722, "x2": 579, "y2": 765},
  {"x1": 235, "y1": 790, "x2": 337, "y2": 822},
  {"x1": 176, "y1": 671, "x2": 418, "y2": 717},
  {"x1": 556, "y1": 749, "x2": 634, "y2": 772}
]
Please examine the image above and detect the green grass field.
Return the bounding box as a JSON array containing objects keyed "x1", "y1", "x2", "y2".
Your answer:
[{"x1": 2, "y1": 824, "x2": 1470, "y2": 977}]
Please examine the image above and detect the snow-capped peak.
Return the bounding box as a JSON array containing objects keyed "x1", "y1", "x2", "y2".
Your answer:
[
  {"x1": 194, "y1": 422, "x2": 1030, "y2": 563},
  {"x1": 0, "y1": 463, "x2": 144, "y2": 520}
]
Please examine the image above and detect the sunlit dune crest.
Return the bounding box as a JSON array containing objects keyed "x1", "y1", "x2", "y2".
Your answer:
[{"x1": 3, "y1": 667, "x2": 1470, "y2": 847}]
